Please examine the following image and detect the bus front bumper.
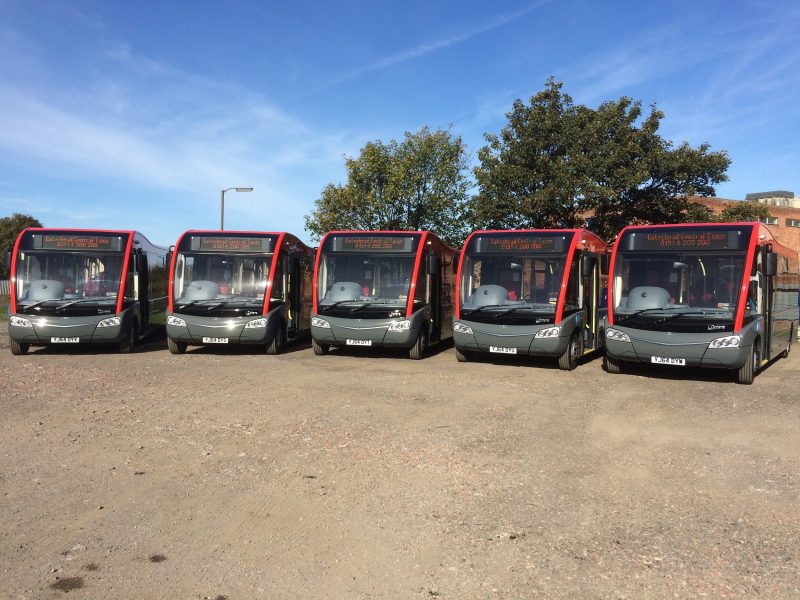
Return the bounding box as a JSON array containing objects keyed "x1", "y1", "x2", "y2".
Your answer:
[
  {"x1": 166, "y1": 311, "x2": 280, "y2": 346},
  {"x1": 605, "y1": 328, "x2": 752, "y2": 369},
  {"x1": 311, "y1": 312, "x2": 426, "y2": 349},
  {"x1": 8, "y1": 311, "x2": 132, "y2": 346},
  {"x1": 452, "y1": 319, "x2": 580, "y2": 357}
]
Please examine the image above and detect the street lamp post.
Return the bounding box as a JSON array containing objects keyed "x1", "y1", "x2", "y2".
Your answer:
[{"x1": 220, "y1": 187, "x2": 254, "y2": 230}]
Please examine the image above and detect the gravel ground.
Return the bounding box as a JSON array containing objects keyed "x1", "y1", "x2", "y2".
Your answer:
[{"x1": 1, "y1": 329, "x2": 799, "y2": 599}]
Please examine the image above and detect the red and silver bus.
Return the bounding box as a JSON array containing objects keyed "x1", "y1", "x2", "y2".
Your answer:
[
  {"x1": 167, "y1": 230, "x2": 314, "y2": 354},
  {"x1": 8, "y1": 228, "x2": 168, "y2": 354},
  {"x1": 453, "y1": 229, "x2": 609, "y2": 369},
  {"x1": 604, "y1": 222, "x2": 799, "y2": 383},
  {"x1": 311, "y1": 231, "x2": 456, "y2": 359}
]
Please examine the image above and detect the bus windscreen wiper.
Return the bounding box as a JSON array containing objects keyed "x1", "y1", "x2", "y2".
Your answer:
[
  {"x1": 56, "y1": 298, "x2": 95, "y2": 312},
  {"x1": 462, "y1": 304, "x2": 505, "y2": 316},
  {"x1": 318, "y1": 300, "x2": 363, "y2": 311},
  {"x1": 614, "y1": 307, "x2": 683, "y2": 323},
  {"x1": 490, "y1": 305, "x2": 538, "y2": 319},
  {"x1": 654, "y1": 310, "x2": 729, "y2": 325},
  {"x1": 19, "y1": 299, "x2": 52, "y2": 311},
  {"x1": 349, "y1": 301, "x2": 394, "y2": 313}
]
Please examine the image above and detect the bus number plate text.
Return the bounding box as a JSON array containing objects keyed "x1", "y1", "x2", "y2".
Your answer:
[
  {"x1": 51, "y1": 337, "x2": 79, "y2": 343},
  {"x1": 651, "y1": 356, "x2": 685, "y2": 366},
  {"x1": 203, "y1": 337, "x2": 229, "y2": 344},
  {"x1": 490, "y1": 346, "x2": 517, "y2": 354},
  {"x1": 346, "y1": 339, "x2": 372, "y2": 346}
]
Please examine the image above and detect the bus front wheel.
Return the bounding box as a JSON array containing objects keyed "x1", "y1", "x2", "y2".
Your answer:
[
  {"x1": 737, "y1": 344, "x2": 759, "y2": 385},
  {"x1": 167, "y1": 338, "x2": 187, "y2": 355},
  {"x1": 604, "y1": 355, "x2": 623, "y2": 374},
  {"x1": 267, "y1": 323, "x2": 286, "y2": 355},
  {"x1": 10, "y1": 339, "x2": 29, "y2": 355},
  {"x1": 312, "y1": 339, "x2": 329, "y2": 356},
  {"x1": 118, "y1": 321, "x2": 137, "y2": 354},
  {"x1": 455, "y1": 346, "x2": 471, "y2": 362},
  {"x1": 409, "y1": 330, "x2": 428, "y2": 360},
  {"x1": 558, "y1": 333, "x2": 581, "y2": 371}
]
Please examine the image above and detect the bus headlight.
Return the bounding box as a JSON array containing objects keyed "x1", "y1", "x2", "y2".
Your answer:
[
  {"x1": 245, "y1": 318, "x2": 267, "y2": 329},
  {"x1": 708, "y1": 335, "x2": 741, "y2": 349},
  {"x1": 453, "y1": 321, "x2": 473, "y2": 335},
  {"x1": 388, "y1": 319, "x2": 411, "y2": 332},
  {"x1": 167, "y1": 315, "x2": 187, "y2": 327},
  {"x1": 534, "y1": 327, "x2": 560, "y2": 338},
  {"x1": 606, "y1": 328, "x2": 631, "y2": 343},
  {"x1": 311, "y1": 316, "x2": 330, "y2": 328},
  {"x1": 97, "y1": 317, "x2": 121, "y2": 327},
  {"x1": 9, "y1": 316, "x2": 33, "y2": 328}
]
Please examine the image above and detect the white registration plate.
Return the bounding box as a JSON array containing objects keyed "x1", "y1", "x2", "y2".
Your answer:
[
  {"x1": 490, "y1": 346, "x2": 517, "y2": 354},
  {"x1": 346, "y1": 339, "x2": 372, "y2": 346},
  {"x1": 651, "y1": 356, "x2": 686, "y2": 366},
  {"x1": 51, "y1": 337, "x2": 79, "y2": 343},
  {"x1": 203, "y1": 337, "x2": 229, "y2": 344}
]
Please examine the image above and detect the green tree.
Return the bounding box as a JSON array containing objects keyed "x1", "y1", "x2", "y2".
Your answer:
[
  {"x1": 717, "y1": 200, "x2": 772, "y2": 223},
  {"x1": 0, "y1": 213, "x2": 42, "y2": 278},
  {"x1": 305, "y1": 127, "x2": 471, "y2": 247},
  {"x1": 472, "y1": 78, "x2": 731, "y2": 241}
]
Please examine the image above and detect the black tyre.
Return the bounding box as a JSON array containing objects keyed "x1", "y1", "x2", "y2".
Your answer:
[
  {"x1": 267, "y1": 322, "x2": 286, "y2": 355},
  {"x1": 737, "y1": 343, "x2": 759, "y2": 385},
  {"x1": 558, "y1": 333, "x2": 581, "y2": 371},
  {"x1": 604, "y1": 355, "x2": 623, "y2": 374},
  {"x1": 118, "y1": 321, "x2": 137, "y2": 354},
  {"x1": 312, "y1": 338, "x2": 330, "y2": 356},
  {"x1": 9, "y1": 338, "x2": 29, "y2": 355},
  {"x1": 455, "y1": 346, "x2": 471, "y2": 362},
  {"x1": 167, "y1": 337, "x2": 187, "y2": 355},
  {"x1": 409, "y1": 330, "x2": 427, "y2": 360}
]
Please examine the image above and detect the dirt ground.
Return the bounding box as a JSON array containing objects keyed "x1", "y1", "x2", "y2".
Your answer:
[{"x1": 1, "y1": 330, "x2": 799, "y2": 599}]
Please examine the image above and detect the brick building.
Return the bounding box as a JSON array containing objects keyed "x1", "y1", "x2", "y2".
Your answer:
[{"x1": 688, "y1": 191, "x2": 800, "y2": 257}]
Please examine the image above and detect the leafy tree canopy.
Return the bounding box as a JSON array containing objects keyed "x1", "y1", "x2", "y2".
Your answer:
[
  {"x1": 718, "y1": 200, "x2": 772, "y2": 223},
  {"x1": 471, "y1": 78, "x2": 731, "y2": 241},
  {"x1": 1, "y1": 213, "x2": 42, "y2": 279},
  {"x1": 304, "y1": 127, "x2": 471, "y2": 247}
]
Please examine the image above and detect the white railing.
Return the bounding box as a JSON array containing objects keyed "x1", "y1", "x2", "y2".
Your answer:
[{"x1": 0, "y1": 280, "x2": 10, "y2": 295}]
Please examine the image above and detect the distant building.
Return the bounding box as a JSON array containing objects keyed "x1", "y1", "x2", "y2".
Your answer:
[{"x1": 688, "y1": 191, "x2": 800, "y2": 257}]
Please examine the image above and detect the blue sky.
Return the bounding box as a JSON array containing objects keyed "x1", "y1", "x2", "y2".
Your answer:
[{"x1": 1, "y1": 0, "x2": 798, "y2": 246}]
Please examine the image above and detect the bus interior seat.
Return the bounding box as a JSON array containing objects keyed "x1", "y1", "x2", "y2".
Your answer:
[
  {"x1": 464, "y1": 284, "x2": 512, "y2": 308},
  {"x1": 29, "y1": 279, "x2": 66, "y2": 300},
  {"x1": 324, "y1": 281, "x2": 362, "y2": 302},
  {"x1": 626, "y1": 286, "x2": 671, "y2": 310},
  {"x1": 182, "y1": 280, "x2": 220, "y2": 300}
]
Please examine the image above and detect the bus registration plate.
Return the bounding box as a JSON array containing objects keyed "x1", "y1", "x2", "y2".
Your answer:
[
  {"x1": 490, "y1": 346, "x2": 517, "y2": 354},
  {"x1": 203, "y1": 337, "x2": 229, "y2": 344},
  {"x1": 51, "y1": 337, "x2": 79, "y2": 343},
  {"x1": 651, "y1": 356, "x2": 686, "y2": 366},
  {"x1": 346, "y1": 339, "x2": 372, "y2": 346}
]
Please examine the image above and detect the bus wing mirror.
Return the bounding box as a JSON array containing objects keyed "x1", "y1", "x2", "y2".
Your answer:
[
  {"x1": 453, "y1": 254, "x2": 459, "y2": 275},
  {"x1": 165, "y1": 251, "x2": 173, "y2": 269},
  {"x1": 599, "y1": 254, "x2": 610, "y2": 275},
  {"x1": 426, "y1": 253, "x2": 440, "y2": 275},
  {"x1": 764, "y1": 252, "x2": 778, "y2": 276},
  {"x1": 288, "y1": 256, "x2": 301, "y2": 276},
  {"x1": 581, "y1": 254, "x2": 597, "y2": 275}
]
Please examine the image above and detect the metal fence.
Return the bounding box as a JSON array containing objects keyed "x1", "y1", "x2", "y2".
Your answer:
[{"x1": 0, "y1": 280, "x2": 9, "y2": 295}]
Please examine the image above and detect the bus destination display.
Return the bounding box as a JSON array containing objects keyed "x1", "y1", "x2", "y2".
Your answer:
[
  {"x1": 36, "y1": 235, "x2": 123, "y2": 251},
  {"x1": 637, "y1": 230, "x2": 744, "y2": 251},
  {"x1": 332, "y1": 236, "x2": 416, "y2": 253},
  {"x1": 472, "y1": 235, "x2": 569, "y2": 254},
  {"x1": 191, "y1": 237, "x2": 273, "y2": 252}
]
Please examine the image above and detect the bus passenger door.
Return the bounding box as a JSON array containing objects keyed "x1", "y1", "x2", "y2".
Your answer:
[
  {"x1": 286, "y1": 256, "x2": 302, "y2": 338},
  {"x1": 580, "y1": 253, "x2": 599, "y2": 350},
  {"x1": 426, "y1": 253, "x2": 442, "y2": 343},
  {"x1": 137, "y1": 251, "x2": 150, "y2": 331}
]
